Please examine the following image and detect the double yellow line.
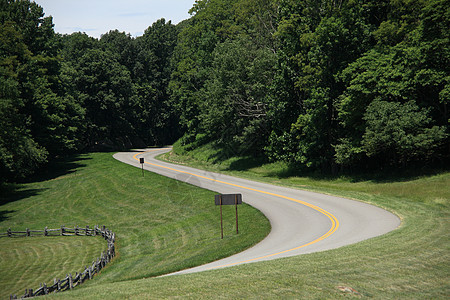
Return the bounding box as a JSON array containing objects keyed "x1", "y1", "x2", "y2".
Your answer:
[{"x1": 133, "y1": 149, "x2": 339, "y2": 269}]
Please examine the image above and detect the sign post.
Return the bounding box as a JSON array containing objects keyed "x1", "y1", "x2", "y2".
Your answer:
[
  {"x1": 220, "y1": 195, "x2": 223, "y2": 239},
  {"x1": 235, "y1": 194, "x2": 239, "y2": 234},
  {"x1": 139, "y1": 157, "x2": 145, "y2": 177},
  {"x1": 215, "y1": 194, "x2": 242, "y2": 239}
]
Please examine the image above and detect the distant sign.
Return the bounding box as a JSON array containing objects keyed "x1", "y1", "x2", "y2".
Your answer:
[
  {"x1": 215, "y1": 194, "x2": 242, "y2": 205},
  {"x1": 139, "y1": 157, "x2": 145, "y2": 177}
]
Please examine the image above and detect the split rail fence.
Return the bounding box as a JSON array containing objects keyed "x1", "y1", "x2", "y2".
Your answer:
[{"x1": 0, "y1": 225, "x2": 116, "y2": 299}]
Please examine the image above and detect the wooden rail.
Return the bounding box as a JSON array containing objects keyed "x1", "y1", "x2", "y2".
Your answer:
[{"x1": 2, "y1": 225, "x2": 116, "y2": 299}]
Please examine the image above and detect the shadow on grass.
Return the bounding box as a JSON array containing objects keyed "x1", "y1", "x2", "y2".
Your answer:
[
  {"x1": 0, "y1": 154, "x2": 91, "y2": 212},
  {"x1": 0, "y1": 210, "x2": 15, "y2": 222},
  {"x1": 22, "y1": 154, "x2": 91, "y2": 184},
  {"x1": 227, "y1": 156, "x2": 266, "y2": 171},
  {"x1": 193, "y1": 142, "x2": 268, "y2": 170},
  {"x1": 269, "y1": 163, "x2": 449, "y2": 183},
  {"x1": 215, "y1": 151, "x2": 448, "y2": 184},
  {"x1": 174, "y1": 140, "x2": 449, "y2": 183},
  {"x1": 0, "y1": 185, "x2": 46, "y2": 206},
  {"x1": 0, "y1": 185, "x2": 44, "y2": 222}
]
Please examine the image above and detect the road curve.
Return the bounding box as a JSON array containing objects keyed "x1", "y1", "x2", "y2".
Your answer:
[{"x1": 113, "y1": 148, "x2": 400, "y2": 276}]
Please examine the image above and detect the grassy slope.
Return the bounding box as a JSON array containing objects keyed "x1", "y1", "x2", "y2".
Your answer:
[
  {"x1": 52, "y1": 143, "x2": 449, "y2": 299},
  {"x1": 0, "y1": 152, "x2": 269, "y2": 297},
  {"x1": 0, "y1": 236, "x2": 107, "y2": 298}
]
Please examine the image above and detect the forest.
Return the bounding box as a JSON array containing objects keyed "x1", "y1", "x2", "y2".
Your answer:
[{"x1": 1, "y1": 0, "x2": 448, "y2": 181}]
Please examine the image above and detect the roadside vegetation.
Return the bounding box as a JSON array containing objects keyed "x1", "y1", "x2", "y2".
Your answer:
[
  {"x1": 0, "y1": 236, "x2": 107, "y2": 298},
  {"x1": 1, "y1": 0, "x2": 449, "y2": 298},
  {"x1": 0, "y1": 147, "x2": 448, "y2": 298},
  {"x1": 43, "y1": 146, "x2": 449, "y2": 299},
  {"x1": 0, "y1": 153, "x2": 270, "y2": 298},
  {"x1": 1, "y1": 0, "x2": 448, "y2": 183},
  {"x1": 166, "y1": 141, "x2": 450, "y2": 206}
]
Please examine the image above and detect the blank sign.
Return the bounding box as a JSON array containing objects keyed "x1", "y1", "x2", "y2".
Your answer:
[{"x1": 215, "y1": 194, "x2": 242, "y2": 205}]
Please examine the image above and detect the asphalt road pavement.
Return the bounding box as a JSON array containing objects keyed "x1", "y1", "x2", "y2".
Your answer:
[{"x1": 113, "y1": 148, "x2": 400, "y2": 276}]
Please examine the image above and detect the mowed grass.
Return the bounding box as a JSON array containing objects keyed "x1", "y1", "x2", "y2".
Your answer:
[
  {"x1": 0, "y1": 152, "x2": 270, "y2": 297},
  {"x1": 2, "y1": 145, "x2": 449, "y2": 299},
  {"x1": 51, "y1": 143, "x2": 446, "y2": 299},
  {"x1": 0, "y1": 236, "x2": 107, "y2": 298}
]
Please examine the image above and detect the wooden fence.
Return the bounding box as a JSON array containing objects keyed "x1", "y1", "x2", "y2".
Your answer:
[{"x1": 1, "y1": 225, "x2": 115, "y2": 299}]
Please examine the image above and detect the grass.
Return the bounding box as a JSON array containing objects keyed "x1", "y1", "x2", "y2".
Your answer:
[
  {"x1": 0, "y1": 236, "x2": 107, "y2": 298},
  {"x1": 163, "y1": 141, "x2": 449, "y2": 206},
  {"x1": 55, "y1": 141, "x2": 447, "y2": 299},
  {"x1": 0, "y1": 152, "x2": 270, "y2": 297},
  {"x1": 2, "y1": 144, "x2": 449, "y2": 298}
]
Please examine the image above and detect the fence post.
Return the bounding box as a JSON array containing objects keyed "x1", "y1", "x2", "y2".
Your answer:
[
  {"x1": 6, "y1": 225, "x2": 116, "y2": 297},
  {"x1": 68, "y1": 273, "x2": 73, "y2": 290},
  {"x1": 96, "y1": 258, "x2": 100, "y2": 274}
]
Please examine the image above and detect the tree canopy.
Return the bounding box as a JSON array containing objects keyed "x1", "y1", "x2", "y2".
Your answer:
[{"x1": 1, "y1": 0, "x2": 448, "y2": 181}]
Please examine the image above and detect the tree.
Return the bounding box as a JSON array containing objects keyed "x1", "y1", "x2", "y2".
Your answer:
[
  {"x1": 200, "y1": 37, "x2": 277, "y2": 156},
  {"x1": 335, "y1": 0, "x2": 449, "y2": 168},
  {"x1": 362, "y1": 100, "x2": 447, "y2": 165},
  {"x1": 100, "y1": 30, "x2": 136, "y2": 71},
  {"x1": 0, "y1": 21, "x2": 47, "y2": 180},
  {"x1": 134, "y1": 19, "x2": 180, "y2": 145},
  {"x1": 1, "y1": 1, "x2": 84, "y2": 180},
  {"x1": 67, "y1": 45, "x2": 134, "y2": 146},
  {"x1": 268, "y1": 0, "x2": 375, "y2": 171}
]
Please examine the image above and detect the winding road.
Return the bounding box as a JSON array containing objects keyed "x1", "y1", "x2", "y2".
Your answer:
[{"x1": 113, "y1": 148, "x2": 400, "y2": 276}]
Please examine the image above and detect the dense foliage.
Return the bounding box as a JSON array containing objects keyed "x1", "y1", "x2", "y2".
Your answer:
[
  {"x1": 1, "y1": 0, "x2": 448, "y2": 181},
  {"x1": 172, "y1": 0, "x2": 448, "y2": 172},
  {"x1": 0, "y1": 0, "x2": 179, "y2": 181}
]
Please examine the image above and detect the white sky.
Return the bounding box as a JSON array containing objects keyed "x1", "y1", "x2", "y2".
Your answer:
[{"x1": 33, "y1": 0, "x2": 196, "y2": 38}]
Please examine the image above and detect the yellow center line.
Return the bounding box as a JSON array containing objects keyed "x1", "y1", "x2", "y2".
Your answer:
[{"x1": 133, "y1": 149, "x2": 339, "y2": 269}]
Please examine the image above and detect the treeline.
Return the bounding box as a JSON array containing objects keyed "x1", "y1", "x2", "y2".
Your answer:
[
  {"x1": 1, "y1": 0, "x2": 448, "y2": 181},
  {"x1": 1, "y1": 0, "x2": 180, "y2": 181},
  {"x1": 173, "y1": 0, "x2": 449, "y2": 172}
]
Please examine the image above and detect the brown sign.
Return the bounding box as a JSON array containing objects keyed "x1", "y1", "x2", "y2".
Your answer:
[
  {"x1": 215, "y1": 194, "x2": 242, "y2": 239},
  {"x1": 215, "y1": 194, "x2": 242, "y2": 206}
]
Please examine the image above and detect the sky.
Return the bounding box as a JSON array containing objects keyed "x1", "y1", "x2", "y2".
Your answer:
[{"x1": 33, "y1": 0, "x2": 196, "y2": 38}]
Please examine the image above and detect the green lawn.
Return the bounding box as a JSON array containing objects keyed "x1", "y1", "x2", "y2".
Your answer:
[
  {"x1": 2, "y1": 146, "x2": 449, "y2": 299},
  {"x1": 54, "y1": 143, "x2": 446, "y2": 299},
  {"x1": 0, "y1": 236, "x2": 107, "y2": 298},
  {"x1": 0, "y1": 152, "x2": 270, "y2": 298}
]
